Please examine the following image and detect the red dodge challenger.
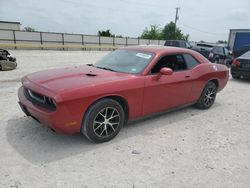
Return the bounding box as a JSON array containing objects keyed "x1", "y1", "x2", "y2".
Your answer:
[{"x1": 18, "y1": 46, "x2": 229, "y2": 143}]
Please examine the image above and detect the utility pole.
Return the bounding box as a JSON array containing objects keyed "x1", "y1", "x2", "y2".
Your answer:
[{"x1": 174, "y1": 7, "x2": 180, "y2": 37}]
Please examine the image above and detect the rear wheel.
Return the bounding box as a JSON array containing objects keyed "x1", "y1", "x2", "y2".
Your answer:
[
  {"x1": 196, "y1": 82, "x2": 217, "y2": 109},
  {"x1": 81, "y1": 99, "x2": 125, "y2": 143}
]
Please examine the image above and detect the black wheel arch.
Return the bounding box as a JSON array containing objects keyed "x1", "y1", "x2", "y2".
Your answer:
[
  {"x1": 82, "y1": 95, "x2": 129, "y2": 126},
  {"x1": 198, "y1": 79, "x2": 218, "y2": 99},
  {"x1": 209, "y1": 79, "x2": 219, "y2": 89}
]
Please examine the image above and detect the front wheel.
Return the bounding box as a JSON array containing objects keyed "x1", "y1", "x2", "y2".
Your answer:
[
  {"x1": 196, "y1": 82, "x2": 217, "y2": 109},
  {"x1": 81, "y1": 99, "x2": 125, "y2": 143}
]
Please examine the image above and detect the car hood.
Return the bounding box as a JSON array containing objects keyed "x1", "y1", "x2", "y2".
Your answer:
[{"x1": 23, "y1": 65, "x2": 132, "y2": 93}]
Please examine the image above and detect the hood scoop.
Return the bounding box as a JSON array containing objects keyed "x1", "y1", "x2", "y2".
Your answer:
[{"x1": 85, "y1": 72, "x2": 97, "y2": 77}]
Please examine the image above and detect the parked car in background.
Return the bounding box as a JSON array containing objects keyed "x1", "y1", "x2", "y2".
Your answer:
[
  {"x1": 18, "y1": 45, "x2": 229, "y2": 143},
  {"x1": 164, "y1": 40, "x2": 192, "y2": 49},
  {"x1": 233, "y1": 45, "x2": 250, "y2": 58},
  {"x1": 0, "y1": 48, "x2": 17, "y2": 71},
  {"x1": 208, "y1": 46, "x2": 233, "y2": 67},
  {"x1": 192, "y1": 43, "x2": 214, "y2": 58},
  {"x1": 231, "y1": 51, "x2": 250, "y2": 79}
]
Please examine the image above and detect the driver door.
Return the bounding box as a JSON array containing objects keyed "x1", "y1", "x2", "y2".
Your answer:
[{"x1": 142, "y1": 54, "x2": 193, "y2": 116}]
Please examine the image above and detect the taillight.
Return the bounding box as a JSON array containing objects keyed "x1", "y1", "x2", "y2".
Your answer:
[{"x1": 232, "y1": 59, "x2": 240, "y2": 66}]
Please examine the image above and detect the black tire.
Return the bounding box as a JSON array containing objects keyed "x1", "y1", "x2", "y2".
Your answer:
[
  {"x1": 81, "y1": 99, "x2": 125, "y2": 143},
  {"x1": 196, "y1": 82, "x2": 217, "y2": 109}
]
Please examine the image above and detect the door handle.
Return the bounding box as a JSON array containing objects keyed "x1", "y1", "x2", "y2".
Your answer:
[{"x1": 185, "y1": 75, "x2": 190, "y2": 78}]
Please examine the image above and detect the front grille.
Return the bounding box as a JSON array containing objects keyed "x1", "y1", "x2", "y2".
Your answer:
[{"x1": 24, "y1": 88, "x2": 56, "y2": 111}]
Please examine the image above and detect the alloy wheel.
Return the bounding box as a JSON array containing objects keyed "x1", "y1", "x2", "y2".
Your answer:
[
  {"x1": 93, "y1": 107, "x2": 120, "y2": 138},
  {"x1": 204, "y1": 86, "x2": 216, "y2": 107}
]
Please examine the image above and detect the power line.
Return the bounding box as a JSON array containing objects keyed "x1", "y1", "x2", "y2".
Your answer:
[{"x1": 178, "y1": 21, "x2": 227, "y2": 36}]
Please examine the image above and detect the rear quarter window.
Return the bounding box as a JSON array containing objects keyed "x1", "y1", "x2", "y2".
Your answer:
[{"x1": 183, "y1": 54, "x2": 199, "y2": 69}]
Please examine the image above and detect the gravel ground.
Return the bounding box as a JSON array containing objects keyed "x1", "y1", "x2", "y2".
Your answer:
[{"x1": 0, "y1": 50, "x2": 250, "y2": 188}]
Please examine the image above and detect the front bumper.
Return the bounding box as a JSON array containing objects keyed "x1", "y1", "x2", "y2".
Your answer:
[{"x1": 18, "y1": 86, "x2": 81, "y2": 134}]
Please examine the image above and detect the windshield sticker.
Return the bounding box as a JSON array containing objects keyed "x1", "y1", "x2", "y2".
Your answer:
[{"x1": 136, "y1": 53, "x2": 152, "y2": 59}]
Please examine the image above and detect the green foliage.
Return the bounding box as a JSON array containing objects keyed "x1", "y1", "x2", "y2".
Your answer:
[
  {"x1": 162, "y1": 22, "x2": 189, "y2": 41},
  {"x1": 98, "y1": 30, "x2": 114, "y2": 37},
  {"x1": 115, "y1": 35, "x2": 123, "y2": 38},
  {"x1": 141, "y1": 25, "x2": 162, "y2": 40},
  {"x1": 98, "y1": 30, "x2": 124, "y2": 38},
  {"x1": 140, "y1": 22, "x2": 189, "y2": 41},
  {"x1": 24, "y1": 27, "x2": 35, "y2": 32},
  {"x1": 217, "y1": 40, "x2": 227, "y2": 44}
]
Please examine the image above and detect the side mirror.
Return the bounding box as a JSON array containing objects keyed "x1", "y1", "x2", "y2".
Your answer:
[
  {"x1": 160, "y1": 67, "x2": 173, "y2": 76},
  {"x1": 156, "y1": 67, "x2": 173, "y2": 80}
]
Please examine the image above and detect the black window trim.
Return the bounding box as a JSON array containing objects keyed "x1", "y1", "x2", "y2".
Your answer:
[{"x1": 148, "y1": 52, "x2": 200, "y2": 75}]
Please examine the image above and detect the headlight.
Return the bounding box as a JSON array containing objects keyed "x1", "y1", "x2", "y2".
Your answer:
[
  {"x1": 52, "y1": 99, "x2": 57, "y2": 107},
  {"x1": 46, "y1": 97, "x2": 57, "y2": 109}
]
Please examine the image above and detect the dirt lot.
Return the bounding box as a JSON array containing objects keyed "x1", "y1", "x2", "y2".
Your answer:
[{"x1": 0, "y1": 50, "x2": 250, "y2": 188}]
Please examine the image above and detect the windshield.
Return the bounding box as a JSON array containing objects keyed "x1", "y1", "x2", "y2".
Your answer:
[{"x1": 94, "y1": 49, "x2": 154, "y2": 74}]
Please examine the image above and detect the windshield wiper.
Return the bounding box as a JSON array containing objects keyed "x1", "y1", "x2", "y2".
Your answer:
[
  {"x1": 94, "y1": 66, "x2": 116, "y2": 72},
  {"x1": 87, "y1": 64, "x2": 116, "y2": 72}
]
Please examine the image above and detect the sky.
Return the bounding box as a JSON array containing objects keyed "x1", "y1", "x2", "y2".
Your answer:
[{"x1": 1, "y1": 0, "x2": 250, "y2": 42}]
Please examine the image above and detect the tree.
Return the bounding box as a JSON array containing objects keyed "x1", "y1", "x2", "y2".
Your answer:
[
  {"x1": 24, "y1": 27, "x2": 36, "y2": 32},
  {"x1": 115, "y1": 35, "x2": 123, "y2": 38},
  {"x1": 141, "y1": 25, "x2": 162, "y2": 40},
  {"x1": 217, "y1": 40, "x2": 227, "y2": 44},
  {"x1": 162, "y1": 22, "x2": 189, "y2": 41},
  {"x1": 140, "y1": 22, "x2": 189, "y2": 41},
  {"x1": 98, "y1": 29, "x2": 114, "y2": 37}
]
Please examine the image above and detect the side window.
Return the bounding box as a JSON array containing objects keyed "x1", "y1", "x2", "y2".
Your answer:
[
  {"x1": 224, "y1": 48, "x2": 229, "y2": 56},
  {"x1": 180, "y1": 42, "x2": 186, "y2": 48},
  {"x1": 218, "y1": 47, "x2": 224, "y2": 54},
  {"x1": 186, "y1": 42, "x2": 192, "y2": 48},
  {"x1": 171, "y1": 41, "x2": 178, "y2": 47},
  {"x1": 151, "y1": 54, "x2": 187, "y2": 74},
  {"x1": 213, "y1": 47, "x2": 223, "y2": 54},
  {"x1": 212, "y1": 47, "x2": 218, "y2": 53},
  {"x1": 183, "y1": 54, "x2": 199, "y2": 69}
]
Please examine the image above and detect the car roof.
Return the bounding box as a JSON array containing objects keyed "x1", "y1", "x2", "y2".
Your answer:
[
  {"x1": 121, "y1": 45, "x2": 209, "y2": 66},
  {"x1": 165, "y1": 40, "x2": 186, "y2": 42},
  {"x1": 122, "y1": 45, "x2": 193, "y2": 54}
]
